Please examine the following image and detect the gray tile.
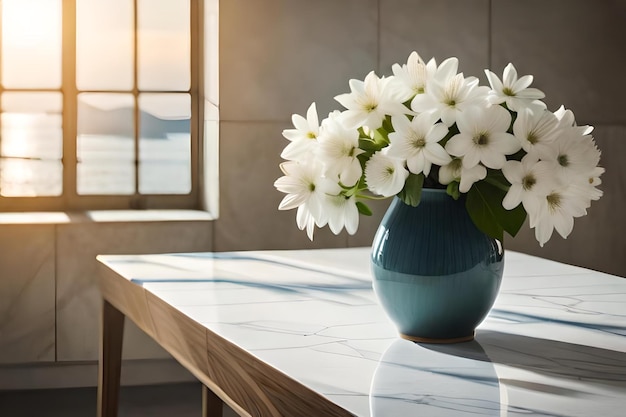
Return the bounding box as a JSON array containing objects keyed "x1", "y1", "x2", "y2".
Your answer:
[
  {"x1": 215, "y1": 121, "x2": 348, "y2": 251},
  {"x1": 220, "y1": 0, "x2": 378, "y2": 122},
  {"x1": 379, "y1": 0, "x2": 490, "y2": 78},
  {"x1": 56, "y1": 221, "x2": 214, "y2": 361},
  {"x1": 491, "y1": 0, "x2": 626, "y2": 124},
  {"x1": 0, "y1": 225, "x2": 55, "y2": 363},
  {"x1": 507, "y1": 125, "x2": 626, "y2": 277}
]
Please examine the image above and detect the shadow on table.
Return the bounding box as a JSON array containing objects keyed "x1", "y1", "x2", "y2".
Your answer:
[
  {"x1": 440, "y1": 330, "x2": 626, "y2": 384},
  {"x1": 369, "y1": 331, "x2": 626, "y2": 416}
]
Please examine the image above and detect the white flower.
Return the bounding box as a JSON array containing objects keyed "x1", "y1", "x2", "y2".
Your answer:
[
  {"x1": 512, "y1": 107, "x2": 559, "y2": 159},
  {"x1": 502, "y1": 156, "x2": 556, "y2": 210},
  {"x1": 274, "y1": 161, "x2": 339, "y2": 239},
  {"x1": 439, "y1": 157, "x2": 487, "y2": 193},
  {"x1": 554, "y1": 105, "x2": 594, "y2": 136},
  {"x1": 531, "y1": 185, "x2": 589, "y2": 247},
  {"x1": 317, "y1": 117, "x2": 364, "y2": 186},
  {"x1": 391, "y1": 51, "x2": 438, "y2": 101},
  {"x1": 387, "y1": 112, "x2": 450, "y2": 175},
  {"x1": 568, "y1": 166, "x2": 604, "y2": 213},
  {"x1": 551, "y1": 129, "x2": 602, "y2": 184},
  {"x1": 334, "y1": 71, "x2": 408, "y2": 130},
  {"x1": 281, "y1": 102, "x2": 320, "y2": 161},
  {"x1": 365, "y1": 150, "x2": 409, "y2": 197},
  {"x1": 276, "y1": 51, "x2": 604, "y2": 245},
  {"x1": 324, "y1": 193, "x2": 360, "y2": 235},
  {"x1": 484, "y1": 63, "x2": 545, "y2": 111},
  {"x1": 411, "y1": 71, "x2": 489, "y2": 127},
  {"x1": 445, "y1": 105, "x2": 520, "y2": 169}
]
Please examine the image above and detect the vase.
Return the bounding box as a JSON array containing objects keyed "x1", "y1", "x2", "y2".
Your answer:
[{"x1": 370, "y1": 189, "x2": 504, "y2": 343}]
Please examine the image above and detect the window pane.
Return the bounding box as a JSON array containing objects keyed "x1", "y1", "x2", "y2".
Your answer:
[
  {"x1": 0, "y1": 159, "x2": 62, "y2": 197},
  {"x1": 1, "y1": 0, "x2": 62, "y2": 88},
  {"x1": 0, "y1": 92, "x2": 63, "y2": 196},
  {"x1": 77, "y1": 93, "x2": 135, "y2": 195},
  {"x1": 139, "y1": 93, "x2": 190, "y2": 194},
  {"x1": 76, "y1": 0, "x2": 134, "y2": 90},
  {"x1": 138, "y1": 0, "x2": 190, "y2": 91}
]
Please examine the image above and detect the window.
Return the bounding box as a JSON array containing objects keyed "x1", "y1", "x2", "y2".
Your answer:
[{"x1": 0, "y1": 0, "x2": 211, "y2": 211}]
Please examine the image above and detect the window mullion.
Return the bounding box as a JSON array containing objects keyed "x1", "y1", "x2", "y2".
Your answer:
[
  {"x1": 190, "y1": 0, "x2": 202, "y2": 206},
  {"x1": 132, "y1": 0, "x2": 140, "y2": 205},
  {"x1": 62, "y1": 0, "x2": 78, "y2": 207}
]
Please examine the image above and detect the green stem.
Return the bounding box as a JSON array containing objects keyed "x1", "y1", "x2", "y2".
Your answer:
[{"x1": 355, "y1": 193, "x2": 390, "y2": 201}]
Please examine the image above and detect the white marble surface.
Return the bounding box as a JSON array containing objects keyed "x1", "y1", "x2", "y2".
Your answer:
[{"x1": 99, "y1": 248, "x2": 626, "y2": 416}]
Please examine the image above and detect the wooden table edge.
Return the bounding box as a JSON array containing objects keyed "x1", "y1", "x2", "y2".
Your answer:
[{"x1": 96, "y1": 260, "x2": 355, "y2": 417}]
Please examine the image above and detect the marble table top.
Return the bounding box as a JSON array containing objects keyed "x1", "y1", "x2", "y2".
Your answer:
[{"x1": 98, "y1": 248, "x2": 626, "y2": 416}]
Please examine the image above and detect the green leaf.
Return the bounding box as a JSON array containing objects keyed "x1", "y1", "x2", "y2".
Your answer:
[
  {"x1": 356, "y1": 174, "x2": 368, "y2": 190},
  {"x1": 373, "y1": 128, "x2": 389, "y2": 146},
  {"x1": 466, "y1": 186, "x2": 504, "y2": 241},
  {"x1": 504, "y1": 203, "x2": 527, "y2": 238},
  {"x1": 356, "y1": 201, "x2": 373, "y2": 216},
  {"x1": 381, "y1": 114, "x2": 394, "y2": 134},
  {"x1": 358, "y1": 137, "x2": 382, "y2": 153},
  {"x1": 482, "y1": 170, "x2": 527, "y2": 237},
  {"x1": 357, "y1": 137, "x2": 383, "y2": 171},
  {"x1": 398, "y1": 173, "x2": 424, "y2": 207},
  {"x1": 466, "y1": 181, "x2": 527, "y2": 241},
  {"x1": 446, "y1": 182, "x2": 460, "y2": 200}
]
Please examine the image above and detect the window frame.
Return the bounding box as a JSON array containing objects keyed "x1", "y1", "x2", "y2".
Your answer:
[{"x1": 0, "y1": 0, "x2": 205, "y2": 212}]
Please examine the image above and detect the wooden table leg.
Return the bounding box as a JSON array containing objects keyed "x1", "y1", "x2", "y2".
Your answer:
[
  {"x1": 97, "y1": 300, "x2": 125, "y2": 417},
  {"x1": 202, "y1": 384, "x2": 224, "y2": 417}
]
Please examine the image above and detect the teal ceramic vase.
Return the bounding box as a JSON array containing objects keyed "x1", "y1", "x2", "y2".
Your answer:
[{"x1": 371, "y1": 189, "x2": 504, "y2": 343}]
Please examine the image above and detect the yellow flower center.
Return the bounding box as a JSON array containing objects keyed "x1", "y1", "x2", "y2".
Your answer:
[
  {"x1": 410, "y1": 132, "x2": 426, "y2": 148},
  {"x1": 473, "y1": 132, "x2": 489, "y2": 146},
  {"x1": 364, "y1": 102, "x2": 378, "y2": 112},
  {"x1": 546, "y1": 192, "x2": 562, "y2": 213},
  {"x1": 522, "y1": 174, "x2": 536, "y2": 191},
  {"x1": 502, "y1": 87, "x2": 515, "y2": 96}
]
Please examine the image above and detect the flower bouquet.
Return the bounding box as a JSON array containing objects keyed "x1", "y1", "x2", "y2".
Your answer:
[{"x1": 274, "y1": 52, "x2": 604, "y2": 246}]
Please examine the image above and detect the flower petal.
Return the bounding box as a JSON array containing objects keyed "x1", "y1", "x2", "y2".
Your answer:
[
  {"x1": 513, "y1": 74, "x2": 533, "y2": 92},
  {"x1": 503, "y1": 63, "x2": 518, "y2": 87},
  {"x1": 484, "y1": 69, "x2": 503, "y2": 91},
  {"x1": 516, "y1": 87, "x2": 545, "y2": 100},
  {"x1": 423, "y1": 143, "x2": 452, "y2": 166},
  {"x1": 502, "y1": 184, "x2": 523, "y2": 210},
  {"x1": 445, "y1": 133, "x2": 473, "y2": 157}
]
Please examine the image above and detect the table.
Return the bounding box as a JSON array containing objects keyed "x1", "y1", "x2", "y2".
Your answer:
[{"x1": 96, "y1": 247, "x2": 626, "y2": 417}]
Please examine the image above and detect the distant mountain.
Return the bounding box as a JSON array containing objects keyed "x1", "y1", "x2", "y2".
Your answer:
[{"x1": 77, "y1": 100, "x2": 190, "y2": 139}]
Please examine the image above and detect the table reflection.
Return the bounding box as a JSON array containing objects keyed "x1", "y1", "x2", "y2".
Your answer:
[
  {"x1": 370, "y1": 338, "x2": 501, "y2": 416},
  {"x1": 370, "y1": 330, "x2": 626, "y2": 417}
]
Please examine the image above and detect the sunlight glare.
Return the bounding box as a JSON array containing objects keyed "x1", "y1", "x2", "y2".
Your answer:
[
  {"x1": 1, "y1": 114, "x2": 32, "y2": 157},
  {"x1": 2, "y1": 0, "x2": 60, "y2": 47},
  {"x1": 1, "y1": 0, "x2": 62, "y2": 88}
]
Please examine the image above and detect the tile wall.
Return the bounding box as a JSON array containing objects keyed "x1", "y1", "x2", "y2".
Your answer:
[
  {"x1": 0, "y1": 226, "x2": 55, "y2": 363},
  {"x1": 0, "y1": 217, "x2": 213, "y2": 368}
]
